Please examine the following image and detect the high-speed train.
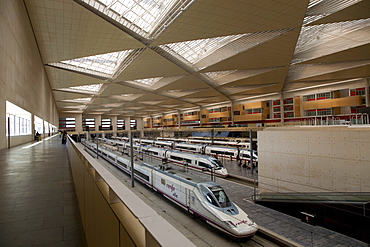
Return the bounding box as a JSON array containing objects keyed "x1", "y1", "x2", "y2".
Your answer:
[
  {"x1": 97, "y1": 138, "x2": 229, "y2": 177},
  {"x1": 110, "y1": 137, "x2": 258, "y2": 163},
  {"x1": 141, "y1": 145, "x2": 229, "y2": 177},
  {"x1": 82, "y1": 140, "x2": 258, "y2": 238}
]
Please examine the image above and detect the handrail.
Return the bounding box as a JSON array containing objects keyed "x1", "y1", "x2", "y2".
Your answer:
[{"x1": 66, "y1": 136, "x2": 195, "y2": 247}]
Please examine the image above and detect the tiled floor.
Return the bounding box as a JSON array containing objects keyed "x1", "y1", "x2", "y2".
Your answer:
[{"x1": 0, "y1": 135, "x2": 86, "y2": 246}]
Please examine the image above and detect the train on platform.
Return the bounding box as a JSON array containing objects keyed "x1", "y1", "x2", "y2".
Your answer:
[
  {"x1": 141, "y1": 146, "x2": 228, "y2": 177},
  {"x1": 97, "y1": 138, "x2": 229, "y2": 177},
  {"x1": 110, "y1": 137, "x2": 258, "y2": 163},
  {"x1": 82, "y1": 139, "x2": 258, "y2": 239}
]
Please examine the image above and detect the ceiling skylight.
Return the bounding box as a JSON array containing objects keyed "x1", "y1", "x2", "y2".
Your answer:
[
  {"x1": 48, "y1": 49, "x2": 142, "y2": 79},
  {"x1": 155, "y1": 30, "x2": 291, "y2": 70},
  {"x1": 159, "y1": 34, "x2": 244, "y2": 65},
  {"x1": 203, "y1": 68, "x2": 280, "y2": 86},
  {"x1": 59, "y1": 98, "x2": 92, "y2": 103},
  {"x1": 294, "y1": 18, "x2": 370, "y2": 55},
  {"x1": 305, "y1": 0, "x2": 363, "y2": 25},
  {"x1": 56, "y1": 84, "x2": 104, "y2": 95},
  {"x1": 77, "y1": 0, "x2": 194, "y2": 40},
  {"x1": 126, "y1": 77, "x2": 162, "y2": 86}
]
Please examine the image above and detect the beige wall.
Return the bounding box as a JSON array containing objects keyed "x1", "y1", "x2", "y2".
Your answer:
[
  {"x1": 258, "y1": 126, "x2": 370, "y2": 193},
  {"x1": 0, "y1": 1, "x2": 58, "y2": 149}
]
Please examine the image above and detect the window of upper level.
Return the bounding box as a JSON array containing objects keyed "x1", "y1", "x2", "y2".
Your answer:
[{"x1": 6, "y1": 101, "x2": 32, "y2": 136}]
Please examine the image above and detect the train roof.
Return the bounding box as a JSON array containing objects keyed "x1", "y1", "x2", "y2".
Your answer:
[
  {"x1": 140, "y1": 163, "x2": 209, "y2": 187},
  {"x1": 169, "y1": 150, "x2": 217, "y2": 159},
  {"x1": 206, "y1": 145, "x2": 238, "y2": 151}
]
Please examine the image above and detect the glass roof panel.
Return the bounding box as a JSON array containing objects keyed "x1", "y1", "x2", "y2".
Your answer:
[
  {"x1": 80, "y1": 0, "x2": 194, "y2": 39},
  {"x1": 304, "y1": 0, "x2": 363, "y2": 25},
  {"x1": 60, "y1": 98, "x2": 92, "y2": 103},
  {"x1": 204, "y1": 70, "x2": 238, "y2": 81},
  {"x1": 160, "y1": 34, "x2": 244, "y2": 65},
  {"x1": 48, "y1": 50, "x2": 134, "y2": 79},
  {"x1": 294, "y1": 18, "x2": 370, "y2": 55},
  {"x1": 57, "y1": 84, "x2": 104, "y2": 95},
  {"x1": 126, "y1": 77, "x2": 163, "y2": 87}
]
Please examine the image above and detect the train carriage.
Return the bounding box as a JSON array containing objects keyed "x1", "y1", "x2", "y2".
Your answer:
[
  {"x1": 204, "y1": 145, "x2": 239, "y2": 160},
  {"x1": 82, "y1": 139, "x2": 258, "y2": 239}
]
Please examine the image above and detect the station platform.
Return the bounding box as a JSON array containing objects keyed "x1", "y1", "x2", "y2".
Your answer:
[
  {"x1": 0, "y1": 135, "x2": 86, "y2": 246},
  {"x1": 0, "y1": 136, "x2": 368, "y2": 246}
]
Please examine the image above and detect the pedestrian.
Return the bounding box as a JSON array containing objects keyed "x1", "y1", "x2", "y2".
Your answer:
[{"x1": 62, "y1": 130, "x2": 67, "y2": 144}]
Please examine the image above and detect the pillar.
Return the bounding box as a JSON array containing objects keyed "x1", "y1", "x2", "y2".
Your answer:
[
  {"x1": 280, "y1": 92, "x2": 284, "y2": 126},
  {"x1": 112, "y1": 115, "x2": 117, "y2": 136},
  {"x1": 230, "y1": 101, "x2": 234, "y2": 125},
  {"x1": 75, "y1": 113, "x2": 83, "y2": 132},
  {"x1": 95, "y1": 115, "x2": 102, "y2": 131},
  {"x1": 124, "y1": 117, "x2": 131, "y2": 131},
  {"x1": 365, "y1": 77, "x2": 370, "y2": 107}
]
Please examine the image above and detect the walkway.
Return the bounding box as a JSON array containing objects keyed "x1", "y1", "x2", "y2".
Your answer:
[{"x1": 0, "y1": 135, "x2": 86, "y2": 246}]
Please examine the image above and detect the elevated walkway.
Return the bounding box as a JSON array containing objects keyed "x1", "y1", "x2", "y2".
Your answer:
[{"x1": 0, "y1": 135, "x2": 86, "y2": 246}]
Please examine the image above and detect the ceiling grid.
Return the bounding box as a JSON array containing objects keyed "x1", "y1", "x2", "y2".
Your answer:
[{"x1": 22, "y1": 0, "x2": 370, "y2": 116}]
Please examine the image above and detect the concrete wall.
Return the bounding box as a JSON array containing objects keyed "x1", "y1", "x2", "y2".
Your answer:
[
  {"x1": 258, "y1": 126, "x2": 370, "y2": 193},
  {"x1": 0, "y1": 1, "x2": 58, "y2": 150}
]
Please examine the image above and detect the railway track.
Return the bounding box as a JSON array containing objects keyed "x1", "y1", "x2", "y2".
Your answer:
[{"x1": 85, "y1": 142, "x2": 300, "y2": 247}]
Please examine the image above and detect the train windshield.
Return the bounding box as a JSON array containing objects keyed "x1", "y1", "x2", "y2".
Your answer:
[
  {"x1": 209, "y1": 186, "x2": 231, "y2": 208},
  {"x1": 210, "y1": 158, "x2": 224, "y2": 168}
]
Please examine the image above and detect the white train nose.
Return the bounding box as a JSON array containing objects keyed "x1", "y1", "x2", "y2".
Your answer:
[{"x1": 232, "y1": 222, "x2": 258, "y2": 237}]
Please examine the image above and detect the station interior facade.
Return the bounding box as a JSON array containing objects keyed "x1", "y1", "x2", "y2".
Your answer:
[{"x1": 1, "y1": 0, "x2": 370, "y2": 246}]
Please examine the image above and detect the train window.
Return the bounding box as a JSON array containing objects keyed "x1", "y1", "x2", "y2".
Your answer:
[
  {"x1": 170, "y1": 155, "x2": 182, "y2": 161},
  {"x1": 210, "y1": 158, "x2": 223, "y2": 168},
  {"x1": 200, "y1": 186, "x2": 218, "y2": 207},
  {"x1": 184, "y1": 158, "x2": 192, "y2": 164},
  {"x1": 134, "y1": 170, "x2": 149, "y2": 181},
  {"x1": 117, "y1": 160, "x2": 127, "y2": 168},
  {"x1": 199, "y1": 161, "x2": 211, "y2": 169},
  {"x1": 209, "y1": 186, "x2": 231, "y2": 208}
]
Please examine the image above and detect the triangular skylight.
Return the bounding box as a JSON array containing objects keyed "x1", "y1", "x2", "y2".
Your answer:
[
  {"x1": 155, "y1": 30, "x2": 291, "y2": 70},
  {"x1": 203, "y1": 68, "x2": 279, "y2": 86},
  {"x1": 304, "y1": 0, "x2": 363, "y2": 25},
  {"x1": 62, "y1": 105, "x2": 88, "y2": 110},
  {"x1": 59, "y1": 98, "x2": 92, "y2": 103},
  {"x1": 56, "y1": 84, "x2": 104, "y2": 95},
  {"x1": 77, "y1": 0, "x2": 195, "y2": 40},
  {"x1": 161, "y1": 89, "x2": 204, "y2": 98},
  {"x1": 110, "y1": 94, "x2": 144, "y2": 101},
  {"x1": 219, "y1": 84, "x2": 277, "y2": 94},
  {"x1": 124, "y1": 76, "x2": 183, "y2": 90},
  {"x1": 293, "y1": 18, "x2": 370, "y2": 63},
  {"x1": 157, "y1": 34, "x2": 244, "y2": 66},
  {"x1": 48, "y1": 49, "x2": 142, "y2": 79},
  {"x1": 140, "y1": 100, "x2": 164, "y2": 105}
]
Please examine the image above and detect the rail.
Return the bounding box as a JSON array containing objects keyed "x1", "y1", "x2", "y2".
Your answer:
[{"x1": 66, "y1": 136, "x2": 195, "y2": 247}]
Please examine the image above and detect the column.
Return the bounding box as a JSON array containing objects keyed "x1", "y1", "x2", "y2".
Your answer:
[
  {"x1": 136, "y1": 117, "x2": 143, "y2": 130},
  {"x1": 280, "y1": 93, "x2": 284, "y2": 126},
  {"x1": 199, "y1": 106, "x2": 203, "y2": 127},
  {"x1": 230, "y1": 101, "x2": 234, "y2": 125},
  {"x1": 75, "y1": 113, "x2": 83, "y2": 132},
  {"x1": 112, "y1": 115, "x2": 117, "y2": 136},
  {"x1": 178, "y1": 110, "x2": 181, "y2": 128},
  {"x1": 124, "y1": 116, "x2": 131, "y2": 131},
  {"x1": 366, "y1": 77, "x2": 370, "y2": 107},
  {"x1": 95, "y1": 115, "x2": 102, "y2": 131}
]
